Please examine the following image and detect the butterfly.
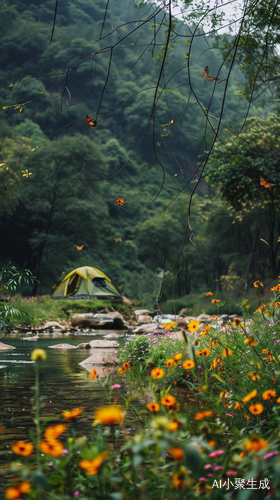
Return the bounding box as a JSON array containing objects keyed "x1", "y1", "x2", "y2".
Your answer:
[
  {"x1": 201, "y1": 66, "x2": 219, "y2": 82},
  {"x1": 86, "y1": 114, "x2": 97, "y2": 127},
  {"x1": 74, "y1": 245, "x2": 84, "y2": 250},
  {"x1": 112, "y1": 235, "x2": 122, "y2": 242},
  {"x1": 115, "y1": 198, "x2": 126, "y2": 205},
  {"x1": 260, "y1": 176, "x2": 275, "y2": 188},
  {"x1": 22, "y1": 169, "x2": 32, "y2": 177}
]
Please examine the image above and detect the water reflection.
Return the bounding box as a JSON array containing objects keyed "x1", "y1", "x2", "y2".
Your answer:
[{"x1": 0, "y1": 333, "x2": 141, "y2": 453}]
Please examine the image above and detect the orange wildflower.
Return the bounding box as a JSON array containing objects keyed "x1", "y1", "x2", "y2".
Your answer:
[
  {"x1": 222, "y1": 347, "x2": 233, "y2": 357},
  {"x1": 168, "y1": 420, "x2": 180, "y2": 432},
  {"x1": 243, "y1": 436, "x2": 268, "y2": 453},
  {"x1": 146, "y1": 402, "x2": 160, "y2": 412},
  {"x1": 168, "y1": 447, "x2": 184, "y2": 461},
  {"x1": 79, "y1": 452, "x2": 108, "y2": 475},
  {"x1": 172, "y1": 471, "x2": 187, "y2": 488},
  {"x1": 5, "y1": 487, "x2": 21, "y2": 499},
  {"x1": 274, "y1": 302, "x2": 280, "y2": 308},
  {"x1": 182, "y1": 359, "x2": 195, "y2": 370},
  {"x1": 200, "y1": 325, "x2": 211, "y2": 337},
  {"x1": 220, "y1": 391, "x2": 228, "y2": 399},
  {"x1": 249, "y1": 404, "x2": 264, "y2": 415},
  {"x1": 194, "y1": 411, "x2": 212, "y2": 420},
  {"x1": 211, "y1": 298, "x2": 220, "y2": 303},
  {"x1": 161, "y1": 394, "x2": 176, "y2": 407},
  {"x1": 244, "y1": 414, "x2": 250, "y2": 419},
  {"x1": 90, "y1": 367, "x2": 97, "y2": 380},
  {"x1": 187, "y1": 320, "x2": 200, "y2": 332},
  {"x1": 244, "y1": 337, "x2": 257, "y2": 346},
  {"x1": 11, "y1": 441, "x2": 34, "y2": 456},
  {"x1": 246, "y1": 305, "x2": 251, "y2": 309},
  {"x1": 209, "y1": 338, "x2": 218, "y2": 347},
  {"x1": 276, "y1": 397, "x2": 280, "y2": 403},
  {"x1": 262, "y1": 390, "x2": 276, "y2": 400},
  {"x1": 123, "y1": 362, "x2": 129, "y2": 370},
  {"x1": 94, "y1": 405, "x2": 125, "y2": 425},
  {"x1": 234, "y1": 402, "x2": 242, "y2": 409},
  {"x1": 254, "y1": 280, "x2": 263, "y2": 287},
  {"x1": 242, "y1": 389, "x2": 257, "y2": 403},
  {"x1": 62, "y1": 408, "x2": 83, "y2": 419},
  {"x1": 205, "y1": 292, "x2": 213, "y2": 296},
  {"x1": 166, "y1": 359, "x2": 174, "y2": 369},
  {"x1": 198, "y1": 385, "x2": 207, "y2": 392},
  {"x1": 39, "y1": 439, "x2": 64, "y2": 457},
  {"x1": 248, "y1": 372, "x2": 260, "y2": 381},
  {"x1": 196, "y1": 348, "x2": 211, "y2": 356},
  {"x1": 167, "y1": 402, "x2": 179, "y2": 411},
  {"x1": 208, "y1": 440, "x2": 216, "y2": 447},
  {"x1": 44, "y1": 424, "x2": 67, "y2": 440},
  {"x1": 5, "y1": 482, "x2": 31, "y2": 500},
  {"x1": 151, "y1": 367, "x2": 165, "y2": 379}
]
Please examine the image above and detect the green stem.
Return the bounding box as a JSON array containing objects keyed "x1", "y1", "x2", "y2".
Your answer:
[{"x1": 35, "y1": 365, "x2": 41, "y2": 464}]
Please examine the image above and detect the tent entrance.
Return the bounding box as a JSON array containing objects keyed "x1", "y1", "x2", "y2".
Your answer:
[
  {"x1": 93, "y1": 278, "x2": 107, "y2": 288},
  {"x1": 67, "y1": 274, "x2": 81, "y2": 296}
]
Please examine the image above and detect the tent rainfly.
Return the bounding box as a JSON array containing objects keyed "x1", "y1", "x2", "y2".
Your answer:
[{"x1": 52, "y1": 266, "x2": 122, "y2": 300}]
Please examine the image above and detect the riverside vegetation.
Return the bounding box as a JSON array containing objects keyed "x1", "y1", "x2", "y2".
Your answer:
[{"x1": 2, "y1": 282, "x2": 280, "y2": 499}]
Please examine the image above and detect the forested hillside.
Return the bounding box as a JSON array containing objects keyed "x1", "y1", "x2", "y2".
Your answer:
[{"x1": 0, "y1": 0, "x2": 279, "y2": 309}]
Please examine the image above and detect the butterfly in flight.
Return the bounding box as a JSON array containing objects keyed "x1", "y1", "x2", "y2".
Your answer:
[
  {"x1": 260, "y1": 176, "x2": 275, "y2": 188},
  {"x1": 74, "y1": 245, "x2": 84, "y2": 250},
  {"x1": 115, "y1": 198, "x2": 126, "y2": 205},
  {"x1": 201, "y1": 66, "x2": 219, "y2": 82},
  {"x1": 86, "y1": 114, "x2": 97, "y2": 127},
  {"x1": 22, "y1": 169, "x2": 32, "y2": 177},
  {"x1": 112, "y1": 235, "x2": 122, "y2": 242}
]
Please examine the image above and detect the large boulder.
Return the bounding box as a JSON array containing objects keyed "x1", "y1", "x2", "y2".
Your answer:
[
  {"x1": 133, "y1": 324, "x2": 161, "y2": 334},
  {"x1": 80, "y1": 352, "x2": 121, "y2": 366},
  {"x1": 71, "y1": 313, "x2": 113, "y2": 329},
  {"x1": 48, "y1": 344, "x2": 77, "y2": 349},
  {"x1": 71, "y1": 312, "x2": 127, "y2": 330},
  {"x1": 89, "y1": 340, "x2": 119, "y2": 348}
]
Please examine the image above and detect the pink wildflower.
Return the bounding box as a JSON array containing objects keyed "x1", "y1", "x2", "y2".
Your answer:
[
  {"x1": 209, "y1": 450, "x2": 224, "y2": 457},
  {"x1": 111, "y1": 384, "x2": 121, "y2": 389}
]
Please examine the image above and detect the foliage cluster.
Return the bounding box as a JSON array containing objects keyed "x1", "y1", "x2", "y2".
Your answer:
[
  {"x1": 0, "y1": 0, "x2": 279, "y2": 309},
  {"x1": 0, "y1": 263, "x2": 35, "y2": 337}
]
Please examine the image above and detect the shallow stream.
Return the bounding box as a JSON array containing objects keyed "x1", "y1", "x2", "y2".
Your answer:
[{"x1": 0, "y1": 332, "x2": 142, "y2": 462}]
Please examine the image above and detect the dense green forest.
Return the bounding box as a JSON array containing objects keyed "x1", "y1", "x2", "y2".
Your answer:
[{"x1": 0, "y1": 0, "x2": 279, "y2": 310}]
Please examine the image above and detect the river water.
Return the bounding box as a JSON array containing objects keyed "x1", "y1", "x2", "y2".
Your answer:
[{"x1": 0, "y1": 333, "x2": 141, "y2": 465}]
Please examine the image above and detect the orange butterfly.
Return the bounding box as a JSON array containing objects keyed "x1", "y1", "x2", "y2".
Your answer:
[
  {"x1": 74, "y1": 245, "x2": 84, "y2": 250},
  {"x1": 86, "y1": 114, "x2": 97, "y2": 127},
  {"x1": 115, "y1": 198, "x2": 126, "y2": 205},
  {"x1": 201, "y1": 66, "x2": 219, "y2": 82},
  {"x1": 260, "y1": 176, "x2": 275, "y2": 188},
  {"x1": 112, "y1": 235, "x2": 122, "y2": 242}
]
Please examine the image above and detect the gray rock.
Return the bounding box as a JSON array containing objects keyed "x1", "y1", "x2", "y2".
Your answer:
[
  {"x1": 134, "y1": 309, "x2": 153, "y2": 316},
  {"x1": 77, "y1": 343, "x2": 91, "y2": 349},
  {"x1": 22, "y1": 336, "x2": 39, "y2": 341},
  {"x1": 80, "y1": 353, "x2": 121, "y2": 366},
  {"x1": 89, "y1": 340, "x2": 119, "y2": 348},
  {"x1": 103, "y1": 333, "x2": 119, "y2": 339},
  {"x1": 71, "y1": 313, "x2": 113, "y2": 329},
  {"x1": 0, "y1": 342, "x2": 15, "y2": 350},
  {"x1": 48, "y1": 343, "x2": 77, "y2": 349},
  {"x1": 138, "y1": 314, "x2": 156, "y2": 324},
  {"x1": 133, "y1": 324, "x2": 160, "y2": 334}
]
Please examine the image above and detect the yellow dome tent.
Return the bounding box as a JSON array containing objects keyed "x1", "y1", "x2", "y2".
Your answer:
[{"x1": 52, "y1": 266, "x2": 122, "y2": 300}]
